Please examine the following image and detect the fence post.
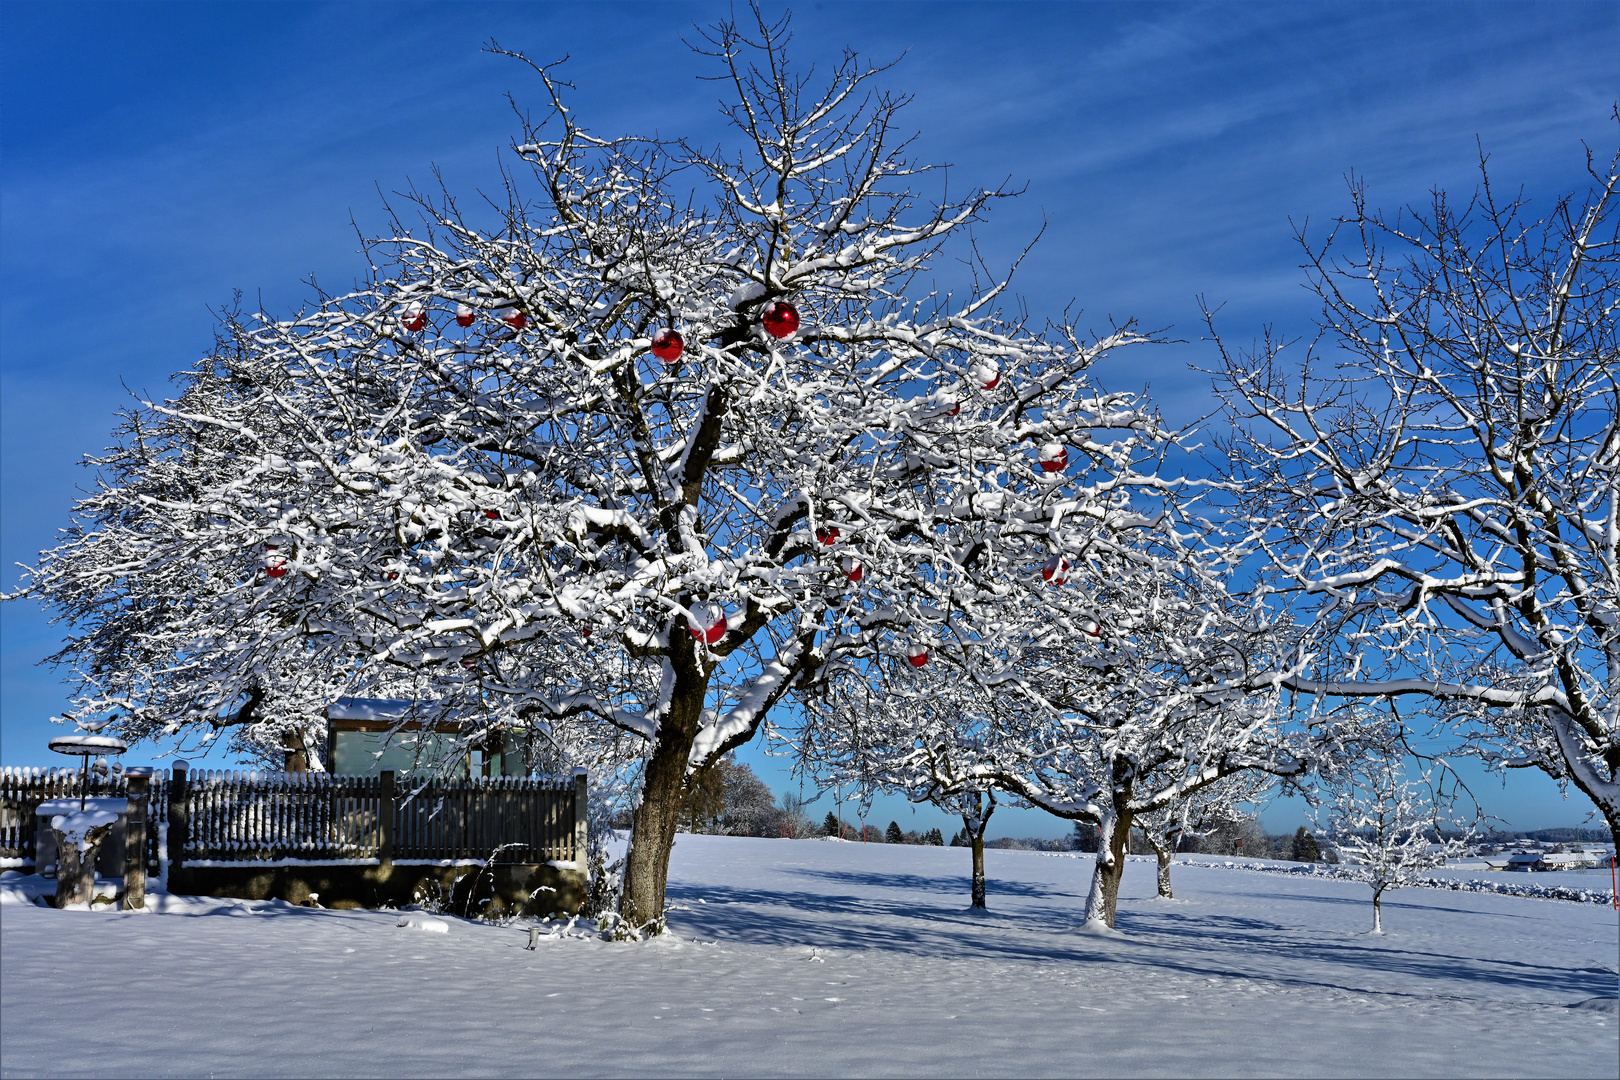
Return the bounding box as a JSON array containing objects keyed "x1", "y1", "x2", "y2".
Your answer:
[
  {"x1": 572, "y1": 768, "x2": 588, "y2": 874},
  {"x1": 167, "y1": 761, "x2": 189, "y2": 879},
  {"x1": 379, "y1": 770, "x2": 395, "y2": 867},
  {"x1": 122, "y1": 767, "x2": 153, "y2": 909}
]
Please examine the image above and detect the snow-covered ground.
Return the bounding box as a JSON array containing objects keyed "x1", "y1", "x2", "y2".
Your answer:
[{"x1": 2, "y1": 836, "x2": 1616, "y2": 1078}]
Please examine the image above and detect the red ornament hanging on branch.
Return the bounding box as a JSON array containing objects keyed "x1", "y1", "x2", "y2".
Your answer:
[
  {"x1": 263, "y1": 544, "x2": 288, "y2": 579},
  {"x1": 816, "y1": 526, "x2": 840, "y2": 545},
  {"x1": 973, "y1": 362, "x2": 1001, "y2": 391},
  {"x1": 842, "y1": 557, "x2": 864, "y2": 583},
  {"x1": 905, "y1": 643, "x2": 930, "y2": 667},
  {"x1": 1038, "y1": 442, "x2": 1069, "y2": 474},
  {"x1": 687, "y1": 602, "x2": 728, "y2": 645},
  {"x1": 650, "y1": 329, "x2": 685, "y2": 363},
  {"x1": 483, "y1": 510, "x2": 501, "y2": 520},
  {"x1": 1079, "y1": 616, "x2": 1103, "y2": 639},
  {"x1": 761, "y1": 301, "x2": 800, "y2": 339},
  {"x1": 498, "y1": 307, "x2": 527, "y2": 329},
  {"x1": 400, "y1": 303, "x2": 426, "y2": 333},
  {"x1": 1042, "y1": 556, "x2": 1069, "y2": 586},
  {"x1": 456, "y1": 303, "x2": 476, "y2": 328}
]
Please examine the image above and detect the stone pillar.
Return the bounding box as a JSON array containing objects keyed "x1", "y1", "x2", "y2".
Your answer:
[
  {"x1": 123, "y1": 767, "x2": 154, "y2": 909},
  {"x1": 166, "y1": 760, "x2": 189, "y2": 881},
  {"x1": 572, "y1": 768, "x2": 589, "y2": 875}
]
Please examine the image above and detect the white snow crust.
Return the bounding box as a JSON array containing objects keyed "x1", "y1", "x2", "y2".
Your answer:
[{"x1": 1, "y1": 838, "x2": 1615, "y2": 1078}]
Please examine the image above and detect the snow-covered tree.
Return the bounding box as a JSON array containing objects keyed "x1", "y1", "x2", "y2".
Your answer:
[
  {"x1": 1210, "y1": 136, "x2": 1620, "y2": 853},
  {"x1": 6, "y1": 12, "x2": 1177, "y2": 934},
  {"x1": 1136, "y1": 771, "x2": 1272, "y2": 899},
  {"x1": 802, "y1": 522, "x2": 1309, "y2": 928},
  {"x1": 1322, "y1": 752, "x2": 1471, "y2": 933}
]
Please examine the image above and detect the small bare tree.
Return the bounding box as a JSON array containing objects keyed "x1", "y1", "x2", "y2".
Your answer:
[{"x1": 1322, "y1": 751, "x2": 1471, "y2": 933}]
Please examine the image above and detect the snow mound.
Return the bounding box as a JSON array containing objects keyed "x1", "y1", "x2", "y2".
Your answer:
[{"x1": 396, "y1": 913, "x2": 449, "y2": 933}]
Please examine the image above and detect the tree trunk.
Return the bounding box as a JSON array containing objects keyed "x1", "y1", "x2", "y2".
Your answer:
[
  {"x1": 1371, "y1": 886, "x2": 1385, "y2": 934},
  {"x1": 52, "y1": 824, "x2": 112, "y2": 909},
  {"x1": 970, "y1": 832, "x2": 987, "y2": 908},
  {"x1": 1149, "y1": 837, "x2": 1173, "y2": 899},
  {"x1": 1082, "y1": 808, "x2": 1133, "y2": 928},
  {"x1": 616, "y1": 665, "x2": 705, "y2": 936}
]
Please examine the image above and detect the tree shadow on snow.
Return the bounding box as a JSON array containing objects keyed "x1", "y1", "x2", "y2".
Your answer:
[
  {"x1": 663, "y1": 881, "x2": 1613, "y2": 1003},
  {"x1": 784, "y1": 866, "x2": 1071, "y2": 901}
]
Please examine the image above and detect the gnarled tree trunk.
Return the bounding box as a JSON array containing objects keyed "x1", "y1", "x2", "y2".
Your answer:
[
  {"x1": 617, "y1": 658, "x2": 708, "y2": 936},
  {"x1": 1082, "y1": 806, "x2": 1133, "y2": 928}
]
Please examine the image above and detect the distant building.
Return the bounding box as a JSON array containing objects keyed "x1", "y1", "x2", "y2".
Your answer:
[{"x1": 311, "y1": 698, "x2": 524, "y2": 777}]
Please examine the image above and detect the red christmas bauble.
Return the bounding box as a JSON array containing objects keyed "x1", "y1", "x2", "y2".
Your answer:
[
  {"x1": 975, "y1": 363, "x2": 1002, "y2": 391},
  {"x1": 456, "y1": 304, "x2": 475, "y2": 328},
  {"x1": 761, "y1": 301, "x2": 800, "y2": 339},
  {"x1": 688, "y1": 603, "x2": 728, "y2": 645},
  {"x1": 484, "y1": 510, "x2": 501, "y2": 520},
  {"x1": 501, "y1": 308, "x2": 527, "y2": 329},
  {"x1": 843, "y1": 557, "x2": 863, "y2": 583},
  {"x1": 264, "y1": 545, "x2": 288, "y2": 579},
  {"x1": 1080, "y1": 617, "x2": 1102, "y2": 638},
  {"x1": 650, "y1": 329, "x2": 684, "y2": 362},
  {"x1": 1038, "y1": 442, "x2": 1069, "y2": 473},
  {"x1": 1042, "y1": 556, "x2": 1069, "y2": 586},
  {"x1": 816, "y1": 526, "x2": 839, "y2": 545},
  {"x1": 906, "y1": 644, "x2": 929, "y2": 668}
]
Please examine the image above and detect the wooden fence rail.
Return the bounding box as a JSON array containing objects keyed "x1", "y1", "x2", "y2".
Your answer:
[{"x1": 2, "y1": 766, "x2": 580, "y2": 867}]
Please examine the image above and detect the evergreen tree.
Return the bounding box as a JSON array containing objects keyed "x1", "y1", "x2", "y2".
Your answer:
[
  {"x1": 925, "y1": 827, "x2": 945, "y2": 846},
  {"x1": 885, "y1": 820, "x2": 903, "y2": 844},
  {"x1": 823, "y1": 812, "x2": 841, "y2": 838},
  {"x1": 1290, "y1": 826, "x2": 1322, "y2": 863},
  {"x1": 949, "y1": 828, "x2": 968, "y2": 847}
]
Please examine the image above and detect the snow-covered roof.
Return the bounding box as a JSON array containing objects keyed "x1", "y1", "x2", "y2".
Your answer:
[
  {"x1": 326, "y1": 698, "x2": 422, "y2": 722},
  {"x1": 37, "y1": 797, "x2": 128, "y2": 815}
]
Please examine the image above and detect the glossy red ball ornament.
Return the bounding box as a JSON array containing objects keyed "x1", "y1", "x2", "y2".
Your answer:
[
  {"x1": 1038, "y1": 442, "x2": 1069, "y2": 474},
  {"x1": 688, "y1": 602, "x2": 728, "y2": 645},
  {"x1": 761, "y1": 301, "x2": 800, "y2": 339},
  {"x1": 842, "y1": 557, "x2": 864, "y2": 583},
  {"x1": 1042, "y1": 556, "x2": 1069, "y2": 586},
  {"x1": 650, "y1": 329, "x2": 685, "y2": 363},
  {"x1": 974, "y1": 363, "x2": 1001, "y2": 391},
  {"x1": 580, "y1": 623, "x2": 593, "y2": 639},
  {"x1": 1080, "y1": 617, "x2": 1102, "y2": 639},
  {"x1": 461, "y1": 657, "x2": 478, "y2": 670},
  {"x1": 816, "y1": 526, "x2": 839, "y2": 545},
  {"x1": 264, "y1": 544, "x2": 288, "y2": 579},
  {"x1": 905, "y1": 643, "x2": 929, "y2": 668},
  {"x1": 483, "y1": 510, "x2": 501, "y2": 520},
  {"x1": 500, "y1": 307, "x2": 527, "y2": 329},
  {"x1": 456, "y1": 303, "x2": 476, "y2": 328},
  {"x1": 400, "y1": 303, "x2": 426, "y2": 332}
]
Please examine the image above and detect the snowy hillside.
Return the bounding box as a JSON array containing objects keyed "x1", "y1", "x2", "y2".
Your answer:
[{"x1": 2, "y1": 835, "x2": 1616, "y2": 1078}]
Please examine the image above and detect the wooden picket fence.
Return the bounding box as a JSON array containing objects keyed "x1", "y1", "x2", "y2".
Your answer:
[
  {"x1": 0, "y1": 767, "x2": 166, "y2": 866},
  {"x1": 183, "y1": 770, "x2": 385, "y2": 860},
  {"x1": 1, "y1": 766, "x2": 581, "y2": 867},
  {"x1": 394, "y1": 775, "x2": 578, "y2": 863}
]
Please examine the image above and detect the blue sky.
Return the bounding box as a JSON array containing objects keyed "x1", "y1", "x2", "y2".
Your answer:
[{"x1": 3, "y1": 1, "x2": 1616, "y2": 837}]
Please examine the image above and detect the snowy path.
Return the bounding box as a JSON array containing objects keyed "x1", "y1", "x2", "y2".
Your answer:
[{"x1": 2, "y1": 836, "x2": 1615, "y2": 1078}]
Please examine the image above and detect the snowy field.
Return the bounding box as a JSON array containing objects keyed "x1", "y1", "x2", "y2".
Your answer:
[{"x1": 2, "y1": 836, "x2": 1617, "y2": 1079}]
